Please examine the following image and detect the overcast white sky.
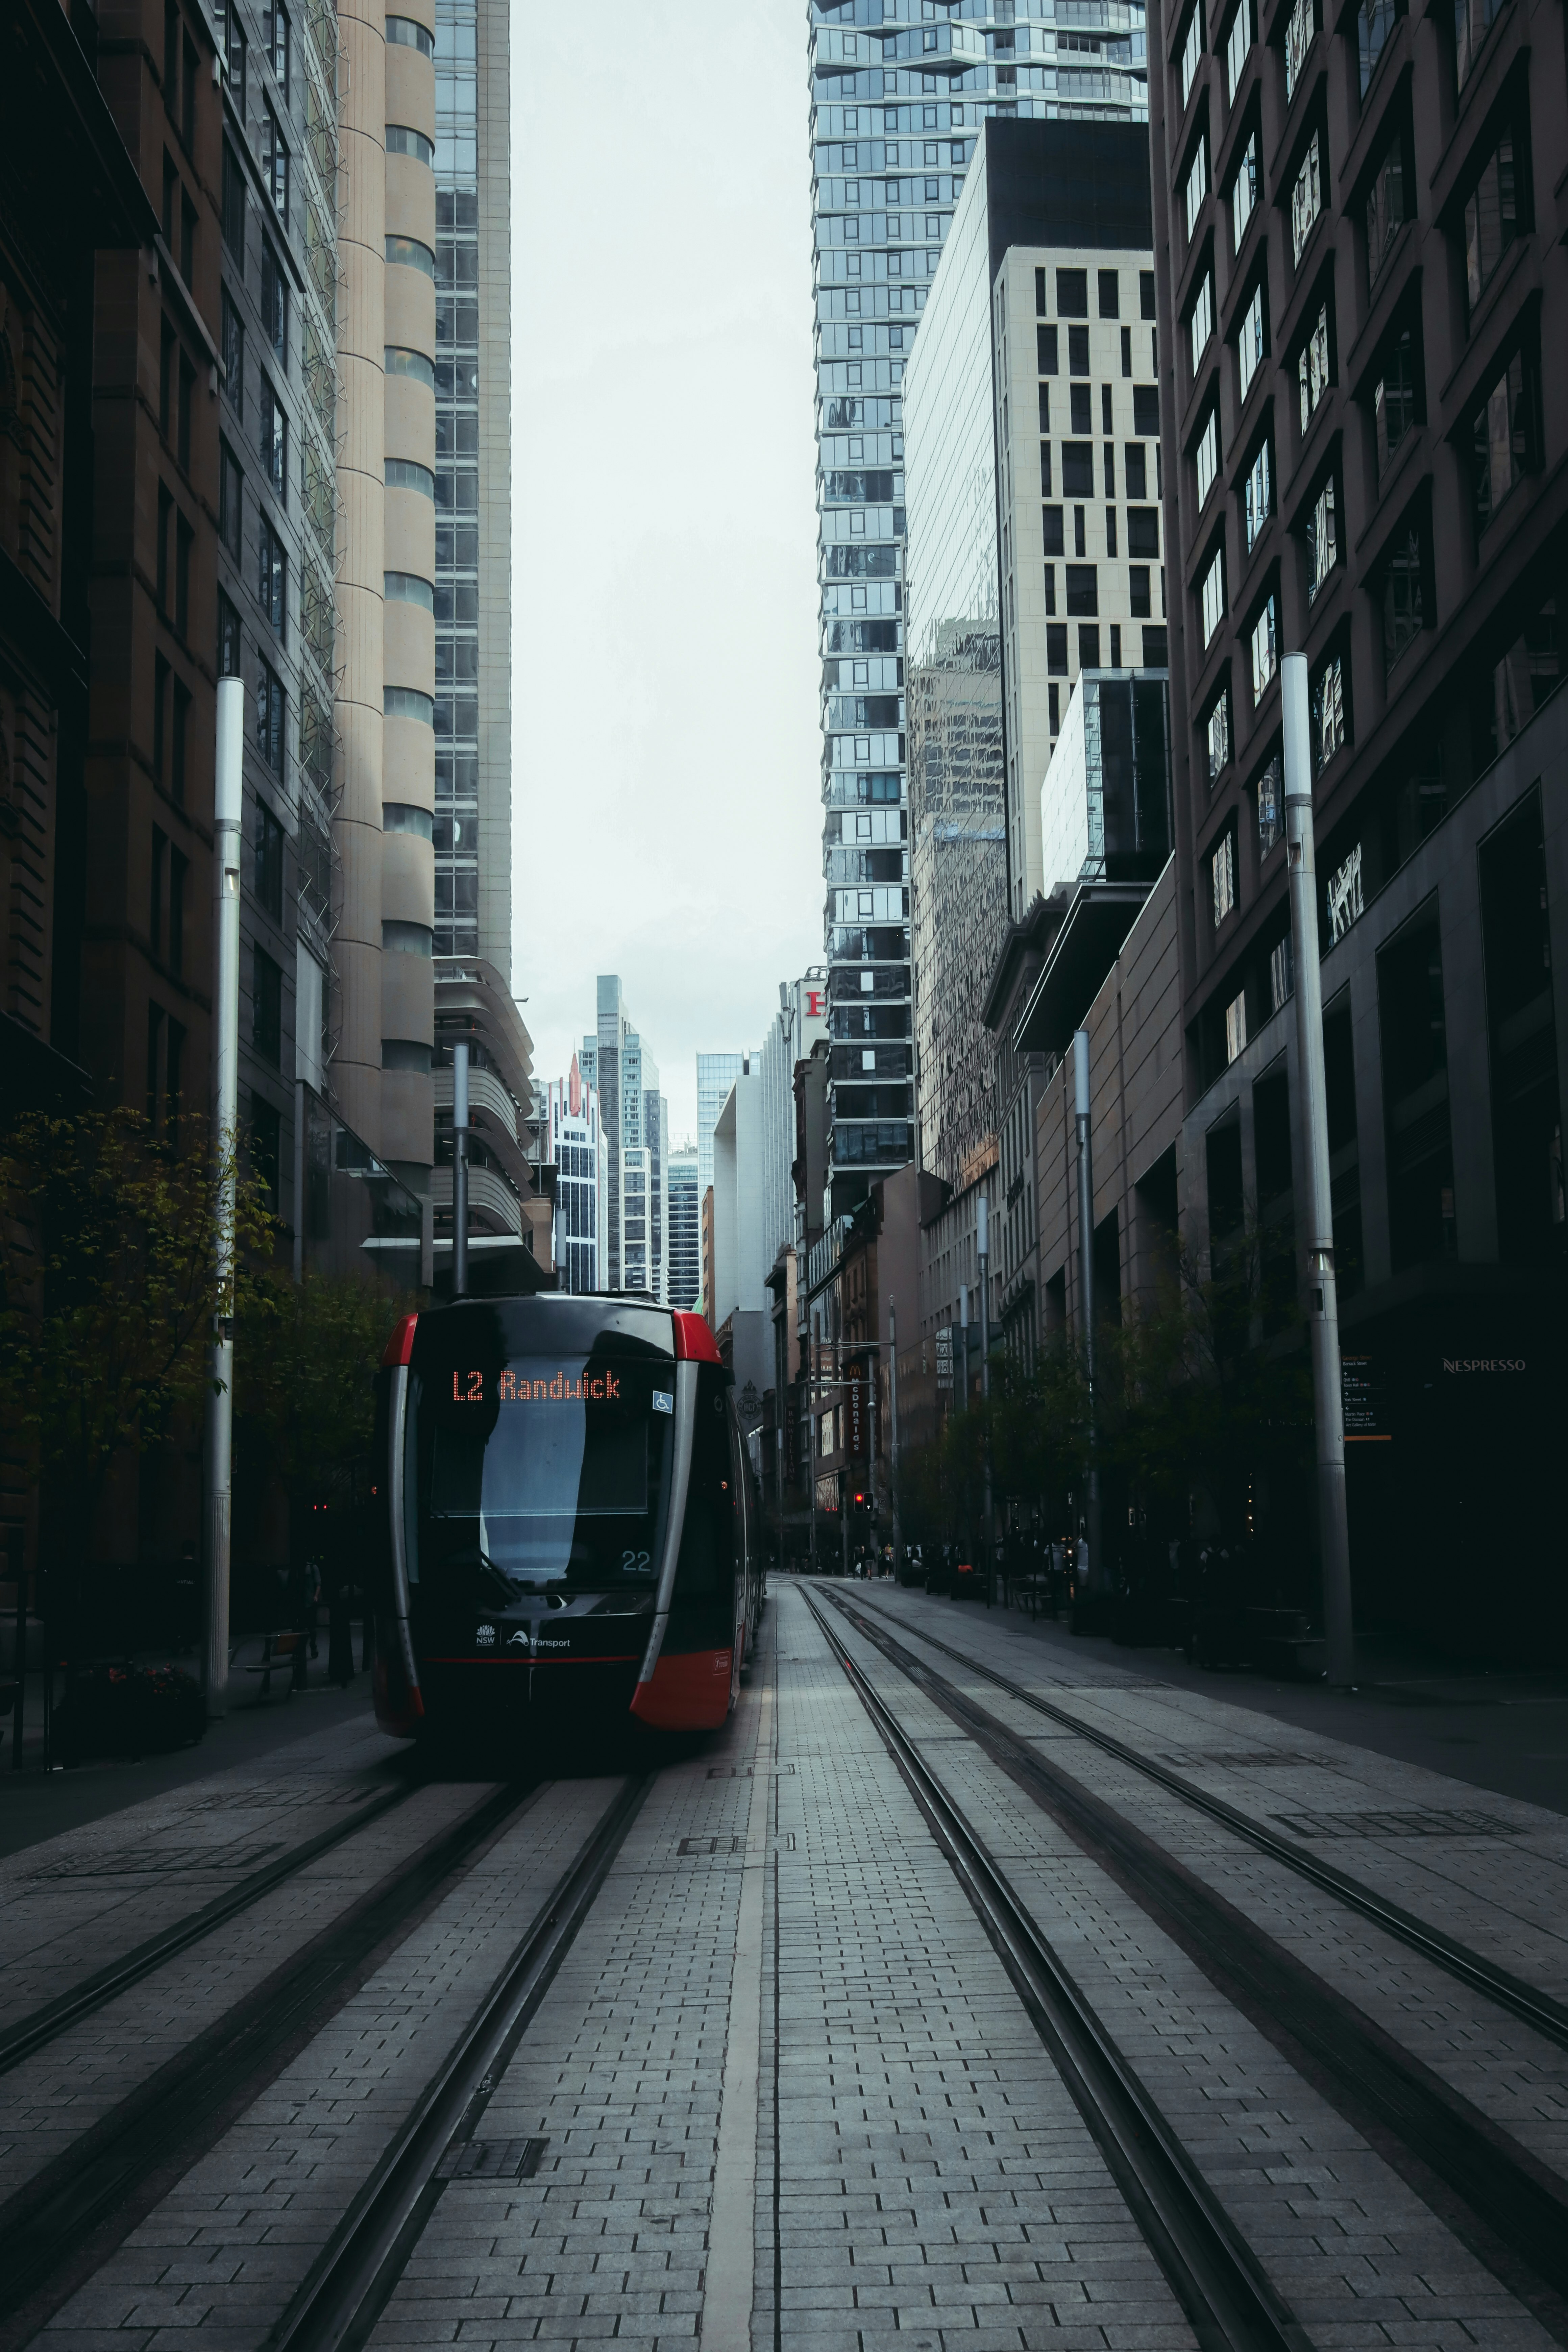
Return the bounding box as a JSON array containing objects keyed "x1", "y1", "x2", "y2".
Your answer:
[{"x1": 511, "y1": 4, "x2": 823, "y2": 1149}]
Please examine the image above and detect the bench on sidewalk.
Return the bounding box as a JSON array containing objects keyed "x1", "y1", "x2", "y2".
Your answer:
[{"x1": 238, "y1": 1632, "x2": 304, "y2": 1700}]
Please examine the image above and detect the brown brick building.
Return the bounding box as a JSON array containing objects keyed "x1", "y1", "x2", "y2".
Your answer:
[{"x1": 1149, "y1": 0, "x2": 1568, "y2": 1645}]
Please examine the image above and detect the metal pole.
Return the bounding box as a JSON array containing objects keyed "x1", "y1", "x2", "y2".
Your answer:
[
  {"x1": 807, "y1": 1315, "x2": 818, "y2": 1575},
  {"x1": 868, "y1": 1342, "x2": 879, "y2": 1573},
  {"x1": 838, "y1": 1335, "x2": 850, "y2": 1580},
  {"x1": 978, "y1": 1195, "x2": 993, "y2": 1604},
  {"x1": 889, "y1": 1296, "x2": 903, "y2": 1582},
  {"x1": 9, "y1": 1524, "x2": 24, "y2": 1771},
  {"x1": 203, "y1": 675, "x2": 243, "y2": 1719},
  {"x1": 1282, "y1": 652, "x2": 1356, "y2": 1687},
  {"x1": 1074, "y1": 1028, "x2": 1104, "y2": 1602},
  {"x1": 452, "y1": 1035, "x2": 470, "y2": 1297}
]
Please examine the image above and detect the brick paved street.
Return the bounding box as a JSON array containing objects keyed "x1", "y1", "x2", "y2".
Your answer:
[{"x1": 3, "y1": 1581, "x2": 1566, "y2": 2351}]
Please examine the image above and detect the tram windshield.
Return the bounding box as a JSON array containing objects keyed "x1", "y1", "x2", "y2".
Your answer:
[{"x1": 410, "y1": 1352, "x2": 675, "y2": 1593}]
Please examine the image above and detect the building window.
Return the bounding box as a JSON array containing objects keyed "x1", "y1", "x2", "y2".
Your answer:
[
  {"x1": 1065, "y1": 565, "x2": 1098, "y2": 616},
  {"x1": 1047, "y1": 624, "x2": 1069, "y2": 676},
  {"x1": 1297, "y1": 301, "x2": 1331, "y2": 434},
  {"x1": 1062, "y1": 443, "x2": 1094, "y2": 496},
  {"x1": 1044, "y1": 562, "x2": 1056, "y2": 614},
  {"x1": 1366, "y1": 132, "x2": 1407, "y2": 292},
  {"x1": 1256, "y1": 753, "x2": 1282, "y2": 854},
  {"x1": 1128, "y1": 508, "x2": 1159, "y2": 558},
  {"x1": 1200, "y1": 546, "x2": 1225, "y2": 645},
  {"x1": 269, "y1": 0, "x2": 290, "y2": 95},
  {"x1": 1313, "y1": 653, "x2": 1347, "y2": 767},
  {"x1": 1250, "y1": 593, "x2": 1277, "y2": 702},
  {"x1": 252, "y1": 945, "x2": 283, "y2": 1065},
  {"x1": 1189, "y1": 272, "x2": 1215, "y2": 375},
  {"x1": 1270, "y1": 937, "x2": 1293, "y2": 1012},
  {"x1": 1106, "y1": 507, "x2": 1119, "y2": 557},
  {"x1": 1043, "y1": 505, "x2": 1064, "y2": 555},
  {"x1": 1472, "y1": 348, "x2": 1531, "y2": 536},
  {"x1": 175, "y1": 515, "x2": 191, "y2": 638},
  {"x1": 1196, "y1": 410, "x2": 1220, "y2": 505},
  {"x1": 220, "y1": 439, "x2": 243, "y2": 560},
  {"x1": 1374, "y1": 322, "x2": 1419, "y2": 473},
  {"x1": 1039, "y1": 442, "x2": 1053, "y2": 497},
  {"x1": 255, "y1": 799, "x2": 285, "y2": 920},
  {"x1": 218, "y1": 590, "x2": 241, "y2": 677},
  {"x1": 171, "y1": 679, "x2": 189, "y2": 806},
  {"x1": 1133, "y1": 386, "x2": 1160, "y2": 437},
  {"x1": 261, "y1": 378, "x2": 288, "y2": 504},
  {"x1": 1079, "y1": 624, "x2": 1101, "y2": 668},
  {"x1": 259, "y1": 516, "x2": 286, "y2": 635},
  {"x1": 1068, "y1": 323, "x2": 1091, "y2": 373},
  {"x1": 1357, "y1": 0, "x2": 1399, "y2": 91},
  {"x1": 1211, "y1": 828, "x2": 1236, "y2": 926},
  {"x1": 1454, "y1": 0, "x2": 1504, "y2": 91},
  {"x1": 1058, "y1": 267, "x2": 1089, "y2": 316},
  {"x1": 1382, "y1": 525, "x2": 1425, "y2": 670},
  {"x1": 1206, "y1": 689, "x2": 1231, "y2": 784},
  {"x1": 261, "y1": 241, "x2": 288, "y2": 362},
  {"x1": 1098, "y1": 269, "x2": 1120, "y2": 318},
  {"x1": 1038, "y1": 323, "x2": 1059, "y2": 373},
  {"x1": 225, "y1": 7, "x2": 246, "y2": 104},
  {"x1": 262, "y1": 108, "x2": 289, "y2": 224},
  {"x1": 1130, "y1": 566, "x2": 1152, "y2": 617},
  {"x1": 1125, "y1": 442, "x2": 1148, "y2": 498},
  {"x1": 1070, "y1": 382, "x2": 1093, "y2": 435},
  {"x1": 1463, "y1": 129, "x2": 1522, "y2": 318},
  {"x1": 1238, "y1": 281, "x2": 1266, "y2": 402},
  {"x1": 1230, "y1": 130, "x2": 1259, "y2": 250},
  {"x1": 1225, "y1": 0, "x2": 1253, "y2": 100},
  {"x1": 1184, "y1": 138, "x2": 1209, "y2": 241},
  {"x1": 258, "y1": 657, "x2": 285, "y2": 774},
  {"x1": 1244, "y1": 436, "x2": 1272, "y2": 549},
  {"x1": 220, "y1": 290, "x2": 244, "y2": 420},
  {"x1": 1225, "y1": 990, "x2": 1248, "y2": 1063},
  {"x1": 1290, "y1": 131, "x2": 1323, "y2": 267},
  {"x1": 1284, "y1": 0, "x2": 1315, "y2": 98},
  {"x1": 222, "y1": 140, "x2": 245, "y2": 267},
  {"x1": 1306, "y1": 476, "x2": 1338, "y2": 601},
  {"x1": 1180, "y1": 1, "x2": 1204, "y2": 102}
]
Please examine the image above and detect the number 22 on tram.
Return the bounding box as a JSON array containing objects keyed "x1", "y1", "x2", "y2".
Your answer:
[{"x1": 369, "y1": 1295, "x2": 764, "y2": 1740}]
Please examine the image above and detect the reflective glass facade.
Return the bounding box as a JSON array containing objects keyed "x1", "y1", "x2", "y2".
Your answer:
[
  {"x1": 697, "y1": 1051, "x2": 745, "y2": 1200},
  {"x1": 808, "y1": 0, "x2": 1149, "y2": 1213},
  {"x1": 668, "y1": 1148, "x2": 700, "y2": 1309}
]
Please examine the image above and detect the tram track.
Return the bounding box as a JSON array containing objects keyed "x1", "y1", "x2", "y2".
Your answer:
[
  {"x1": 843, "y1": 1583, "x2": 1568, "y2": 2054},
  {"x1": 798, "y1": 1584, "x2": 1309, "y2": 2352},
  {"x1": 805, "y1": 1583, "x2": 1568, "y2": 2348},
  {"x1": 0, "y1": 1772, "x2": 421, "y2": 2078},
  {"x1": 0, "y1": 1773, "x2": 548, "y2": 2350}
]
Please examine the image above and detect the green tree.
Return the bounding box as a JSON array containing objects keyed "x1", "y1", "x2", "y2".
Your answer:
[
  {"x1": 235, "y1": 1268, "x2": 413, "y2": 1557},
  {"x1": 0, "y1": 1107, "x2": 275, "y2": 1601}
]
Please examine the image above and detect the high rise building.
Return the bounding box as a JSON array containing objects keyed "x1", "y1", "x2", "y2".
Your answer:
[
  {"x1": 696, "y1": 1050, "x2": 745, "y2": 1200},
  {"x1": 335, "y1": 0, "x2": 439, "y2": 1216},
  {"x1": 902, "y1": 116, "x2": 1157, "y2": 1191},
  {"x1": 548, "y1": 1054, "x2": 605, "y2": 1294},
  {"x1": 585, "y1": 976, "x2": 668, "y2": 1293},
  {"x1": 667, "y1": 1146, "x2": 700, "y2": 1309},
  {"x1": 758, "y1": 974, "x2": 831, "y2": 1272},
  {"x1": 1147, "y1": 0, "x2": 1568, "y2": 1633},
  {"x1": 432, "y1": 0, "x2": 509, "y2": 975},
  {"x1": 807, "y1": 2, "x2": 1150, "y2": 1217}
]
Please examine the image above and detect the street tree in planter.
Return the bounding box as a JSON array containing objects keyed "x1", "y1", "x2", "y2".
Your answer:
[{"x1": 0, "y1": 1107, "x2": 274, "y2": 1652}]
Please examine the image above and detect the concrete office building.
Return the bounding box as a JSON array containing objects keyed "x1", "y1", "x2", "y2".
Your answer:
[
  {"x1": 712, "y1": 1065, "x2": 771, "y2": 1422},
  {"x1": 334, "y1": 0, "x2": 438, "y2": 1212},
  {"x1": 1149, "y1": 0, "x2": 1568, "y2": 1645},
  {"x1": 667, "y1": 1146, "x2": 700, "y2": 1309},
  {"x1": 807, "y1": 3, "x2": 1151, "y2": 1218},
  {"x1": 758, "y1": 973, "x2": 831, "y2": 1271},
  {"x1": 904, "y1": 118, "x2": 1158, "y2": 1201}
]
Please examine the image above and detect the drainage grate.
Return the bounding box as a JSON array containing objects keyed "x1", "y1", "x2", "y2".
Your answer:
[
  {"x1": 1174, "y1": 1751, "x2": 1327, "y2": 1769},
  {"x1": 706, "y1": 1764, "x2": 797, "y2": 1778},
  {"x1": 1271, "y1": 1808, "x2": 1523, "y2": 1840},
  {"x1": 677, "y1": 1835, "x2": 748, "y2": 1856},
  {"x1": 26, "y1": 1839, "x2": 287, "y2": 1880},
  {"x1": 436, "y1": 2136, "x2": 548, "y2": 2182}
]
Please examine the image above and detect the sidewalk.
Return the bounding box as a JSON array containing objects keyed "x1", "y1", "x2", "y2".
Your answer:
[
  {"x1": 0, "y1": 1630, "x2": 385, "y2": 1861},
  {"x1": 822, "y1": 1572, "x2": 1568, "y2": 1817}
]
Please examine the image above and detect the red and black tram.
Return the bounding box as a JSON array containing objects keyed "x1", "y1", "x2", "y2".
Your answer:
[{"x1": 368, "y1": 1295, "x2": 764, "y2": 1741}]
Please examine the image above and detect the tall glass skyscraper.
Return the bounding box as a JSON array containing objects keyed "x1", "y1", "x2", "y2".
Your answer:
[
  {"x1": 433, "y1": 0, "x2": 510, "y2": 974},
  {"x1": 667, "y1": 1147, "x2": 701, "y2": 1309},
  {"x1": 696, "y1": 1051, "x2": 746, "y2": 1201},
  {"x1": 807, "y1": 1, "x2": 1148, "y2": 1214}
]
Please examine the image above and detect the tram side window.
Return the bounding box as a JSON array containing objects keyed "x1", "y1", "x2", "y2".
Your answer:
[{"x1": 673, "y1": 1369, "x2": 736, "y2": 1597}]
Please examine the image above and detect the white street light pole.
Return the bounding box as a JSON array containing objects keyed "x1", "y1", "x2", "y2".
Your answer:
[
  {"x1": 203, "y1": 676, "x2": 243, "y2": 1719},
  {"x1": 1282, "y1": 653, "x2": 1356, "y2": 1686}
]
